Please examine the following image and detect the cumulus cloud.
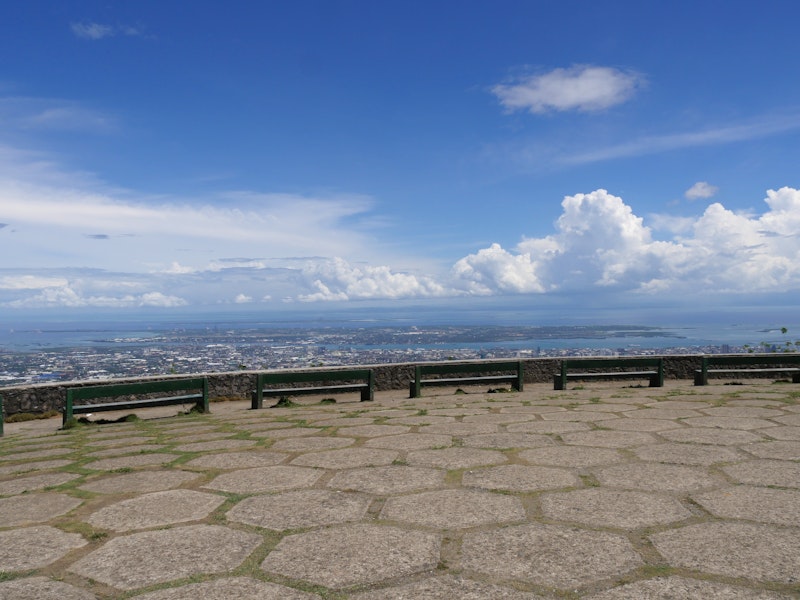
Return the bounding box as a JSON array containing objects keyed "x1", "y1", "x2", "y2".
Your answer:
[
  {"x1": 4, "y1": 284, "x2": 186, "y2": 309},
  {"x1": 5, "y1": 181, "x2": 800, "y2": 309},
  {"x1": 297, "y1": 257, "x2": 449, "y2": 302},
  {"x1": 450, "y1": 187, "x2": 800, "y2": 297},
  {"x1": 492, "y1": 65, "x2": 642, "y2": 114},
  {"x1": 685, "y1": 181, "x2": 719, "y2": 200}
]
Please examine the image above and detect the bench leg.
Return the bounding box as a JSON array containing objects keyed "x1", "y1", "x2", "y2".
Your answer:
[
  {"x1": 694, "y1": 371, "x2": 707, "y2": 386},
  {"x1": 793, "y1": 373, "x2": 800, "y2": 384},
  {"x1": 553, "y1": 374, "x2": 565, "y2": 390}
]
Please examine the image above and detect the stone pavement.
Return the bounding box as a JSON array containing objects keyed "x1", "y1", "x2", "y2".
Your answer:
[{"x1": 0, "y1": 381, "x2": 798, "y2": 599}]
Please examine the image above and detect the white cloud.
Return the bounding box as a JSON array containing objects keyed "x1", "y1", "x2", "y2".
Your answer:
[
  {"x1": 70, "y1": 22, "x2": 143, "y2": 40},
  {"x1": 451, "y1": 244, "x2": 546, "y2": 294},
  {"x1": 560, "y1": 114, "x2": 800, "y2": 165},
  {"x1": 0, "y1": 275, "x2": 69, "y2": 290},
  {"x1": 0, "y1": 157, "x2": 379, "y2": 273},
  {"x1": 234, "y1": 294, "x2": 253, "y2": 303},
  {"x1": 71, "y1": 22, "x2": 115, "y2": 40},
  {"x1": 492, "y1": 65, "x2": 642, "y2": 114},
  {"x1": 4, "y1": 283, "x2": 186, "y2": 309},
  {"x1": 685, "y1": 181, "x2": 719, "y2": 200},
  {"x1": 297, "y1": 257, "x2": 448, "y2": 302},
  {"x1": 450, "y1": 187, "x2": 800, "y2": 297}
]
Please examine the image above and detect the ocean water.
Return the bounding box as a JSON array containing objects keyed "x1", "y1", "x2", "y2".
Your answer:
[{"x1": 1, "y1": 301, "x2": 798, "y2": 353}]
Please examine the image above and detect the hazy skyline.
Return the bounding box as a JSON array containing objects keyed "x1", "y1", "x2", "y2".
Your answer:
[{"x1": 2, "y1": 1, "x2": 799, "y2": 314}]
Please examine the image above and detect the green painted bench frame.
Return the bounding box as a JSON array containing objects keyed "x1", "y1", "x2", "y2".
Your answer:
[
  {"x1": 694, "y1": 354, "x2": 800, "y2": 385},
  {"x1": 554, "y1": 357, "x2": 664, "y2": 390},
  {"x1": 0, "y1": 394, "x2": 3, "y2": 437},
  {"x1": 63, "y1": 377, "x2": 209, "y2": 425},
  {"x1": 410, "y1": 361, "x2": 524, "y2": 398},
  {"x1": 251, "y1": 369, "x2": 374, "y2": 409}
]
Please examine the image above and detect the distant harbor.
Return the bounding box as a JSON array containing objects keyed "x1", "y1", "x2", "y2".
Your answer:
[{"x1": 2, "y1": 313, "x2": 796, "y2": 386}]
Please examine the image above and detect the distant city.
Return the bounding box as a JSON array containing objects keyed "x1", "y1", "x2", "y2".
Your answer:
[{"x1": 0, "y1": 323, "x2": 753, "y2": 387}]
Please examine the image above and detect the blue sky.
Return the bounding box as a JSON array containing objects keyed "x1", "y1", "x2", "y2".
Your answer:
[{"x1": 2, "y1": 1, "x2": 800, "y2": 315}]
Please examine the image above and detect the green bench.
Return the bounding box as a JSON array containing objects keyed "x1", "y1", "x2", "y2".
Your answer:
[
  {"x1": 251, "y1": 369, "x2": 374, "y2": 409},
  {"x1": 694, "y1": 354, "x2": 800, "y2": 385},
  {"x1": 63, "y1": 377, "x2": 209, "y2": 425},
  {"x1": 554, "y1": 357, "x2": 664, "y2": 390},
  {"x1": 410, "y1": 361, "x2": 524, "y2": 398}
]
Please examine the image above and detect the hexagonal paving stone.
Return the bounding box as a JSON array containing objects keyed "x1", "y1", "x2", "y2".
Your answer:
[
  {"x1": 761, "y1": 426, "x2": 800, "y2": 440},
  {"x1": 335, "y1": 424, "x2": 410, "y2": 437},
  {"x1": 173, "y1": 439, "x2": 258, "y2": 452},
  {"x1": 0, "y1": 576, "x2": 96, "y2": 600},
  {"x1": 659, "y1": 428, "x2": 765, "y2": 445},
  {"x1": 260, "y1": 523, "x2": 440, "y2": 589},
  {"x1": 541, "y1": 411, "x2": 619, "y2": 422},
  {"x1": 183, "y1": 450, "x2": 288, "y2": 469},
  {"x1": 405, "y1": 447, "x2": 507, "y2": 469},
  {"x1": 227, "y1": 489, "x2": 370, "y2": 530},
  {"x1": 87, "y1": 489, "x2": 225, "y2": 531},
  {"x1": 381, "y1": 489, "x2": 525, "y2": 529},
  {"x1": 78, "y1": 469, "x2": 199, "y2": 494},
  {"x1": 0, "y1": 526, "x2": 87, "y2": 571},
  {"x1": 505, "y1": 420, "x2": 591, "y2": 433},
  {"x1": 1, "y1": 492, "x2": 80, "y2": 528},
  {"x1": 741, "y1": 440, "x2": 800, "y2": 460},
  {"x1": 364, "y1": 433, "x2": 452, "y2": 450},
  {"x1": 463, "y1": 464, "x2": 579, "y2": 492},
  {"x1": 83, "y1": 453, "x2": 178, "y2": 470},
  {"x1": 651, "y1": 522, "x2": 800, "y2": 583},
  {"x1": 327, "y1": 465, "x2": 446, "y2": 494},
  {"x1": 722, "y1": 459, "x2": 800, "y2": 488},
  {"x1": 461, "y1": 432, "x2": 552, "y2": 449},
  {"x1": 682, "y1": 417, "x2": 779, "y2": 430},
  {"x1": 586, "y1": 575, "x2": 792, "y2": 599},
  {"x1": 0, "y1": 459, "x2": 74, "y2": 475},
  {"x1": 701, "y1": 406, "x2": 786, "y2": 418},
  {"x1": 269, "y1": 437, "x2": 354, "y2": 451},
  {"x1": 203, "y1": 465, "x2": 324, "y2": 494},
  {"x1": 69, "y1": 524, "x2": 262, "y2": 590},
  {"x1": 289, "y1": 448, "x2": 398, "y2": 469},
  {"x1": 132, "y1": 576, "x2": 320, "y2": 599},
  {"x1": 417, "y1": 422, "x2": 499, "y2": 435},
  {"x1": 634, "y1": 442, "x2": 743, "y2": 465},
  {"x1": 692, "y1": 486, "x2": 800, "y2": 526},
  {"x1": 461, "y1": 523, "x2": 642, "y2": 589},
  {"x1": 560, "y1": 430, "x2": 657, "y2": 448},
  {"x1": 541, "y1": 488, "x2": 692, "y2": 529},
  {"x1": 594, "y1": 462, "x2": 721, "y2": 492},
  {"x1": 518, "y1": 445, "x2": 625, "y2": 467},
  {"x1": 602, "y1": 418, "x2": 682, "y2": 432},
  {"x1": 351, "y1": 574, "x2": 544, "y2": 599},
  {"x1": 0, "y1": 472, "x2": 80, "y2": 496}
]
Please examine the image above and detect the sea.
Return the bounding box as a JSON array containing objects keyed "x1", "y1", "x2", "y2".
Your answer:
[{"x1": 1, "y1": 298, "x2": 798, "y2": 354}]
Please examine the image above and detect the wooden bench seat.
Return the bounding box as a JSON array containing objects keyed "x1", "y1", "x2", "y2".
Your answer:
[
  {"x1": 694, "y1": 354, "x2": 800, "y2": 385},
  {"x1": 410, "y1": 361, "x2": 523, "y2": 398},
  {"x1": 251, "y1": 369, "x2": 374, "y2": 409},
  {"x1": 554, "y1": 358, "x2": 664, "y2": 390},
  {"x1": 63, "y1": 377, "x2": 209, "y2": 425}
]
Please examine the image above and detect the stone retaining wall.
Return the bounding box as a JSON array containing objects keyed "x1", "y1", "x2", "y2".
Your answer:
[{"x1": 0, "y1": 355, "x2": 711, "y2": 417}]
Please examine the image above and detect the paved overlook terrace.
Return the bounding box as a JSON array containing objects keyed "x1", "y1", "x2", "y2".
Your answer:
[{"x1": 0, "y1": 375, "x2": 798, "y2": 599}]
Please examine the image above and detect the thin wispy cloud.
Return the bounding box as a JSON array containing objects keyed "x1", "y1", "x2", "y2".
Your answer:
[
  {"x1": 560, "y1": 113, "x2": 800, "y2": 165},
  {"x1": 492, "y1": 65, "x2": 643, "y2": 114},
  {"x1": 70, "y1": 21, "x2": 144, "y2": 40}
]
